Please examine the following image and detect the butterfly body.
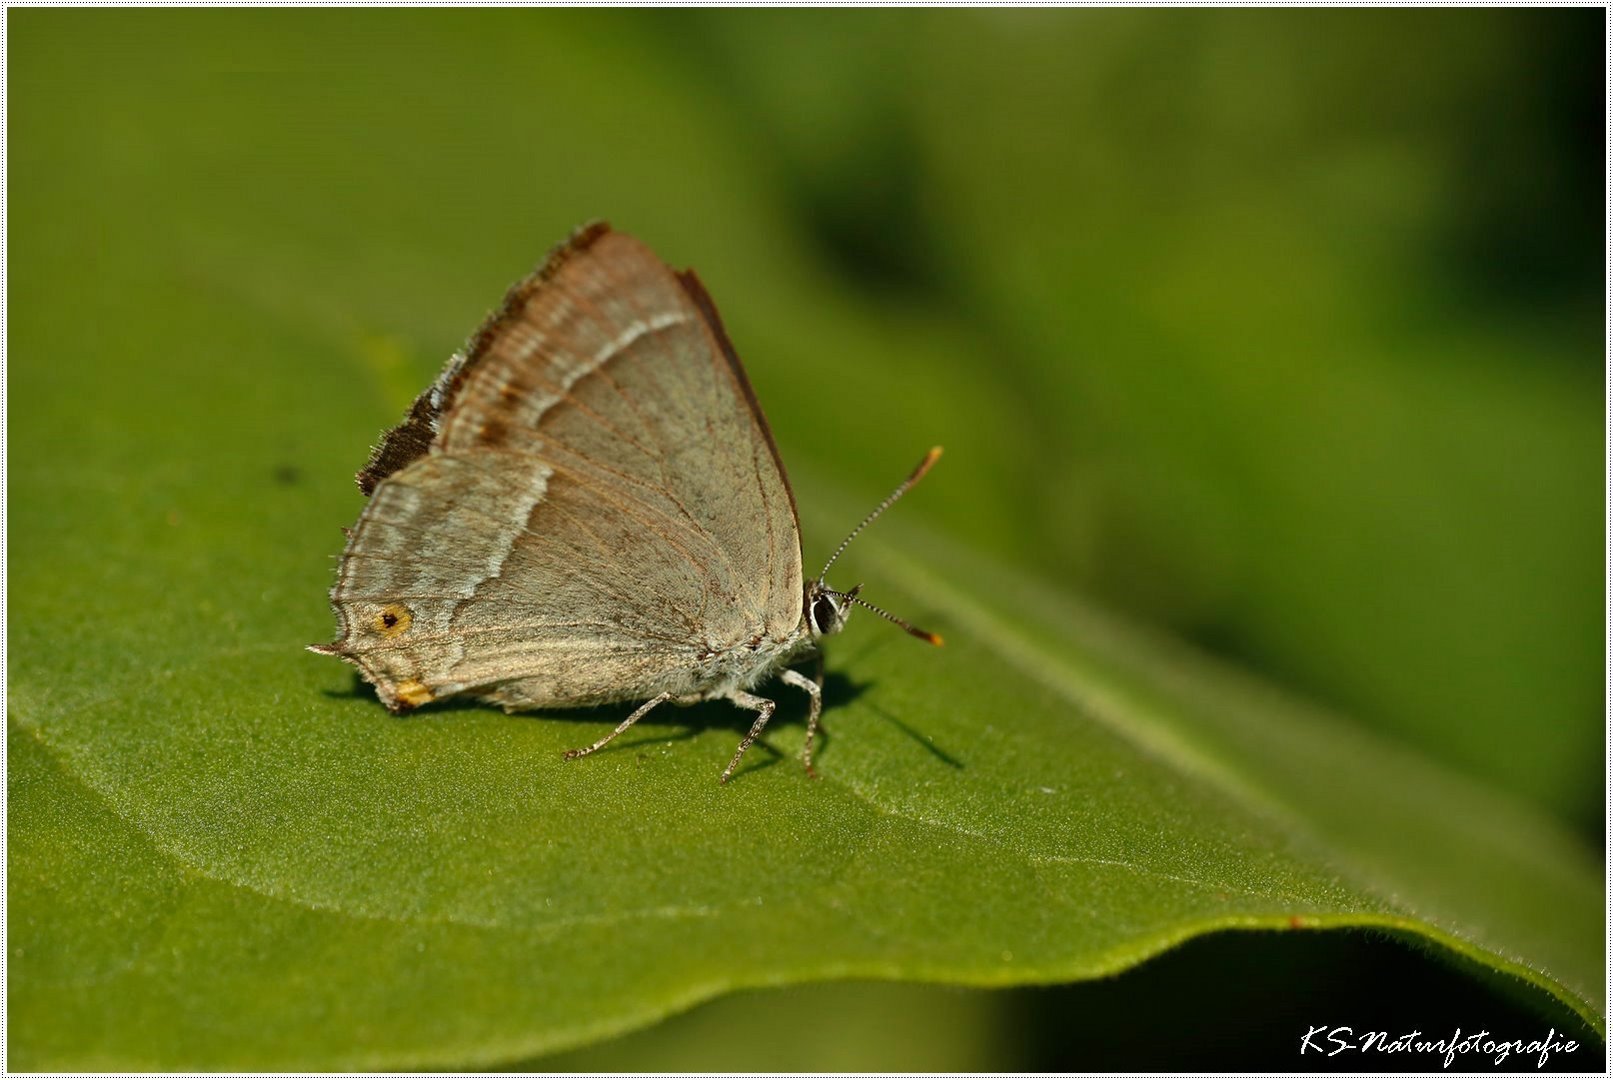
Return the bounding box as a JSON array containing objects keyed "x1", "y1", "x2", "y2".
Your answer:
[{"x1": 314, "y1": 223, "x2": 937, "y2": 781}]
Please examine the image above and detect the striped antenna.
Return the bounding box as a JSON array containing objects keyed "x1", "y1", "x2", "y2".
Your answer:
[
  {"x1": 842, "y1": 588, "x2": 943, "y2": 647},
  {"x1": 818, "y1": 447, "x2": 943, "y2": 581}
]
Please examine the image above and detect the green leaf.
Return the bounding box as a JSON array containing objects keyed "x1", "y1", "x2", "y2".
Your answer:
[
  {"x1": 9, "y1": 468, "x2": 1604, "y2": 1067},
  {"x1": 9, "y1": 9, "x2": 1601, "y2": 1069}
]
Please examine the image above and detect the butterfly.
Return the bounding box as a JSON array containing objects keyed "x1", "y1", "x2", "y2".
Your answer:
[{"x1": 311, "y1": 223, "x2": 940, "y2": 783}]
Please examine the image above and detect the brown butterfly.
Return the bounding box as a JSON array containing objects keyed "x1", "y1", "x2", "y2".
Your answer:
[{"x1": 312, "y1": 223, "x2": 941, "y2": 782}]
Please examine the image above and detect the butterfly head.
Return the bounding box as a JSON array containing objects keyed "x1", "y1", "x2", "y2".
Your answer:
[{"x1": 806, "y1": 581, "x2": 856, "y2": 639}]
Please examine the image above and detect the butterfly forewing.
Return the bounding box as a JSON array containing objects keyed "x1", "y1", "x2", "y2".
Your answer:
[{"x1": 326, "y1": 226, "x2": 805, "y2": 712}]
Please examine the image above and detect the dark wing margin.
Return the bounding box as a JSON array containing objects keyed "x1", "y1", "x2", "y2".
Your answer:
[
  {"x1": 674, "y1": 267, "x2": 802, "y2": 534},
  {"x1": 355, "y1": 351, "x2": 465, "y2": 495},
  {"x1": 355, "y1": 220, "x2": 615, "y2": 495}
]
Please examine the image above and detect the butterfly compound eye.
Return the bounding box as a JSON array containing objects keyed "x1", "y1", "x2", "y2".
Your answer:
[{"x1": 811, "y1": 593, "x2": 843, "y2": 636}]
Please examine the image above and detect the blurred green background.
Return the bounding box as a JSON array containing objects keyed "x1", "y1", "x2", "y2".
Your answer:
[{"x1": 10, "y1": 7, "x2": 1602, "y2": 1068}]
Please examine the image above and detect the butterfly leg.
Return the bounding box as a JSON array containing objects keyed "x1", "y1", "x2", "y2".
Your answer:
[
  {"x1": 781, "y1": 665, "x2": 824, "y2": 779},
  {"x1": 720, "y1": 690, "x2": 777, "y2": 784},
  {"x1": 562, "y1": 692, "x2": 672, "y2": 762}
]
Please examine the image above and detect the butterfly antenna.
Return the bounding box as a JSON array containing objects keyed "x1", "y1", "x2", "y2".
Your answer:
[
  {"x1": 818, "y1": 446, "x2": 943, "y2": 581},
  {"x1": 842, "y1": 589, "x2": 944, "y2": 647}
]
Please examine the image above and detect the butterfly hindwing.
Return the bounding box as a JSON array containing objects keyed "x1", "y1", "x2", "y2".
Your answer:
[{"x1": 324, "y1": 225, "x2": 805, "y2": 712}]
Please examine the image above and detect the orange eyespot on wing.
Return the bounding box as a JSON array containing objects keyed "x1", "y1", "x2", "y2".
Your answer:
[
  {"x1": 393, "y1": 679, "x2": 434, "y2": 709},
  {"x1": 372, "y1": 603, "x2": 413, "y2": 638}
]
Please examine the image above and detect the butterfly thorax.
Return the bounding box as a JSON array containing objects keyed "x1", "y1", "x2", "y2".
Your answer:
[{"x1": 674, "y1": 620, "x2": 817, "y2": 704}]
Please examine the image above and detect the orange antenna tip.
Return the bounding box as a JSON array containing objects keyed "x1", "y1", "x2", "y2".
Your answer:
[{"x1": 910, "y1": 446, "x2": 943, "y2": 484}]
